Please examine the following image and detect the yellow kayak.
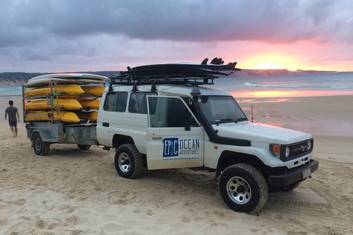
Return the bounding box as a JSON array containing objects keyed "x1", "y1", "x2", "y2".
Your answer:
[
  {"x1": 26, "y1": 99, "x2": 82, "y2": 111},
  {"x1": 82, "y1": 86, "x2": 105, "y2": 96},
  {"x1": 78, "y1": 99, "x2": 100, "y2": 109},
  {"x1": 25, "y1": 85, "x2": 84, "y2": 97},
  {"x1": 78, "y1": 111, "x2": 98, "y2": 122},
  {"x1": 25, "y1": 111, "x2": 80, "y2": 123}
]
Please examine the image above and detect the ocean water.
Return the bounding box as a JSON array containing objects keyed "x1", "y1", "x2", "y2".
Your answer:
[
  {"x1": 1, "y1": 72, "x2": 353, "y2": 97},
  {"x1": 215, "y1": 72, "x2": 353, "y2": 98},
  {"x1": 0, "y1": 86, "x2": 22, "y2": 96}
]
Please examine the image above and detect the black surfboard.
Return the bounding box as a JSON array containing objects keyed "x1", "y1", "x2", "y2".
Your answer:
[
  {"x1": 121, "y1": 62, "x2": 238, "y2": 80},
  {"x1": 110, "y1": 58, "x2": 240, "y2": 85}
]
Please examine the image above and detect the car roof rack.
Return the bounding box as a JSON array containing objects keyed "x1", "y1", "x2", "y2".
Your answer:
[{"x1": 109, "y1": 58, "x2": 240, "y2": 86}]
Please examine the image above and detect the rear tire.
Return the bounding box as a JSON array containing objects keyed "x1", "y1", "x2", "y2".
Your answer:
[
  {"x1": 32, "y1": 133, "x2": 50, "y2": 156},
  {"x1": 77, "y1": 144, "x2": 91, "y2": 150},
  {"x1": 219, "y1": 164, "x2": 268, "y2": 214},
  {"x1": 114, "y1": 144, "x2": 144, "y2": 179}
]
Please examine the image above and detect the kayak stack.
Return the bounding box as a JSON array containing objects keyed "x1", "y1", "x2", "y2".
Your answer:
[{"x1": 24, "y1": 73, "x2": 108, "y2": 124}]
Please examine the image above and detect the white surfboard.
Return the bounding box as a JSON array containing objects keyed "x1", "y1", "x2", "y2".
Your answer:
[{"x1": 26, "y1": 73, "x2": 109, "y2": 87}]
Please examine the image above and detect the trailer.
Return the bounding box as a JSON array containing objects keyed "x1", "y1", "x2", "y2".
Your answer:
[
  {"x1": 26, "y1": 122, "x2": 97, "y2": 155},
  {"x1": 23, "y1": 73, "x2": 108, "y2": 156}
]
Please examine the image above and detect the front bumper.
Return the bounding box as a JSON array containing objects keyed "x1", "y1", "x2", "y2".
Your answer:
[{"x1": 268, "y1": 160, "x2": 319, "y2": 187}]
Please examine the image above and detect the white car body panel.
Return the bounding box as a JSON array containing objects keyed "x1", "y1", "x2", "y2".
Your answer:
[
  {"x1": 147, "y1": 127, "x2": 204, "y2": 169},
  {"x1": 214, "y1": 122, "x2": 312, "y2": 145},
  {"x1": 97, "y1": 90, "x2": 148, "y2": 153}
]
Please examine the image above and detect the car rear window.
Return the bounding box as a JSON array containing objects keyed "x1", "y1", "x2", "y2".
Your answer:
[{"x1": 103, "y1": 92, "x2": 128, "y2": 112}]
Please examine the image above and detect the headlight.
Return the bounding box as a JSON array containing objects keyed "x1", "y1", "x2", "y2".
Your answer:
[
  {"x1": 285, "y1": 146, "x2": 290, "y2": 158},
  {"x1": 307, "y1": 140, "x2": 312, "y2": 151},
  {"x1": 269, "y1": 144, "x2": 281, "y2": 157}
]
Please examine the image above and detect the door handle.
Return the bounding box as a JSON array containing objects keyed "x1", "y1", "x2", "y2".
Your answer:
[
  {"x1": 152, "y1": 136, "x2": 162, "y2": 140},
  {"x1": 103, "y1": 122, "x2": 109, "y2": 127}
]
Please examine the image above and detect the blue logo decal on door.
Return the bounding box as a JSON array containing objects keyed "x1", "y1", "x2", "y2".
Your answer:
[
  {"x1": 163, "y1": 138, "x2": 200, "y2": 158},
  {"x1": 163, "y1": 138, "x2": 179, "y2": 157}
]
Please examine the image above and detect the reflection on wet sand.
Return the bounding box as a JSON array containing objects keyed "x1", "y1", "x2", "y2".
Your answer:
[{"x1": 237, "y1": 94, "x2": 353, "y2": 138}]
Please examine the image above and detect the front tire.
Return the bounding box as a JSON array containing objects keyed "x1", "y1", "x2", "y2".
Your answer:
[
  {"x1": 32, "y1": 133, "x2": 50, "y2": 156},
  {"x1": 219, "y1": 164, "x2": 268, "y2": 214},
  {"x1": 114, "y1": 144, "x2": 144, "y2": 179}
]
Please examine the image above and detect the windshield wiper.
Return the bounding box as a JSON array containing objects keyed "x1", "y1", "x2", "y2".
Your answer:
[
  {"x1": 234, "y1": 117, "x2": 248, "y2": 123},
  {"x1": 214, "y1": 117, "x2": 248, "y2": 125},
  {"x1": 214, "y1": 118, "x2": 235, "y2": 125}
]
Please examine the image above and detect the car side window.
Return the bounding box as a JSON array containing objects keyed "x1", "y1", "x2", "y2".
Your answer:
[
  {"x1": 103, "y1": 92, "x2": 128, "y2": 112},
  {"x1": 128, "y1": 92, "x2": 149, "y2": 114},
  {"x1": 115, "y1": 92, "x2": 128, "y2": 112},
  {"x1": 148, "y1": 96, "x2": 199, "y2": 128}
]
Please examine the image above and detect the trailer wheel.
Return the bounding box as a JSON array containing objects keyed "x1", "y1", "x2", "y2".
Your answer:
[
  {"x1": 219, "y1": 164, "x2": 268, "y2": 214},
  {"x1": 77, "y1": 144, "x2": 91, "y2": 150},
  {"x1": 114, "y1": 144, "x2": 144, "y2": 179},
  {"x1": 32, "y1": 133, "x2": 50, "y2": 156}
]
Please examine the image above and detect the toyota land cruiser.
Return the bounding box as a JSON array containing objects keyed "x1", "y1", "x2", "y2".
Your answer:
[{"x1": 97, "y1": 62, "x2": 319, "y2": 214}]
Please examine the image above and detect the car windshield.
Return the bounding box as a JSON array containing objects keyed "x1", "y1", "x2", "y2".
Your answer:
[{"x1": 198, "y1": 96, "x2": 248, "y2": 124}]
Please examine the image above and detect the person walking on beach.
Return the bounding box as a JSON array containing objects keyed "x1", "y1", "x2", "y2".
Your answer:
[{"x1": 5, "y1": 100, "x2": 20, "y2": 137}]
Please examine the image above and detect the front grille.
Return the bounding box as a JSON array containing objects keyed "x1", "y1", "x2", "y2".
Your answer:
[
  {"x1": 281, "y1": 139, "x2": 313, "y2": 161},
  {"x1": 290, "y1": 141, "x2": 310, "y2": 157}
]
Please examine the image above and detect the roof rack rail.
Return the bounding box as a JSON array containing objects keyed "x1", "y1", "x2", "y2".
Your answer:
[{"x1": 109, "y1": 58, "x2": 240, "y2": 86}]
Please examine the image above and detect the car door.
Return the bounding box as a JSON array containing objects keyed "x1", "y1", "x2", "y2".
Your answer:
[{"x1": 146, "y1": 95, "x2": 204, "y2": 169}]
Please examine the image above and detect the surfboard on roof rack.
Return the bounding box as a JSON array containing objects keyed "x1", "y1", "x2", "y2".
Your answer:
[{"x1": 110, "y1": 58, "x2": 240, "y2": 85}]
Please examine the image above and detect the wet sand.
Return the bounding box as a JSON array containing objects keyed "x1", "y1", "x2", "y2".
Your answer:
[
  {"x1": 0, "y1": 96, "x2": 353, "y2": 234},
  {"x1": 239, "y1": 95, "x2": 353, "y2": 164}
]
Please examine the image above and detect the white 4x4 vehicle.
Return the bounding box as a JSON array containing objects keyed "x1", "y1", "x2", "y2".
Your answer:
[{"x1": 97, "y1": 62, "x2": 318, "y2": 214}]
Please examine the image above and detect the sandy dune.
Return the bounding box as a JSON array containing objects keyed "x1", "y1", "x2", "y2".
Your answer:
[{"x1": 0, "y1": 96, "x2": 353, "y2": 234}]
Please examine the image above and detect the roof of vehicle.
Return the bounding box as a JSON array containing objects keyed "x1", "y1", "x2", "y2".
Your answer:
[{"x1": 111, "y1": 84, "x2": 230, "y2": 97}]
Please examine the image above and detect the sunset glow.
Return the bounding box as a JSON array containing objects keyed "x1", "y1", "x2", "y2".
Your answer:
[{"x1": 241, "y1": 54, "x2": 301, "y2": 70}]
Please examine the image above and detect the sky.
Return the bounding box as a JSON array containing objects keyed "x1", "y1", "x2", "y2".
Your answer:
[{"x1": 0, "y1": 0, "x2": 353, "y2": 72}]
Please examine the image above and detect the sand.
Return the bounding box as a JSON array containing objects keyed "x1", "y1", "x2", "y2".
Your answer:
[{"x1": 1, "y1": 95, "x2": 353, "y2": 235}]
